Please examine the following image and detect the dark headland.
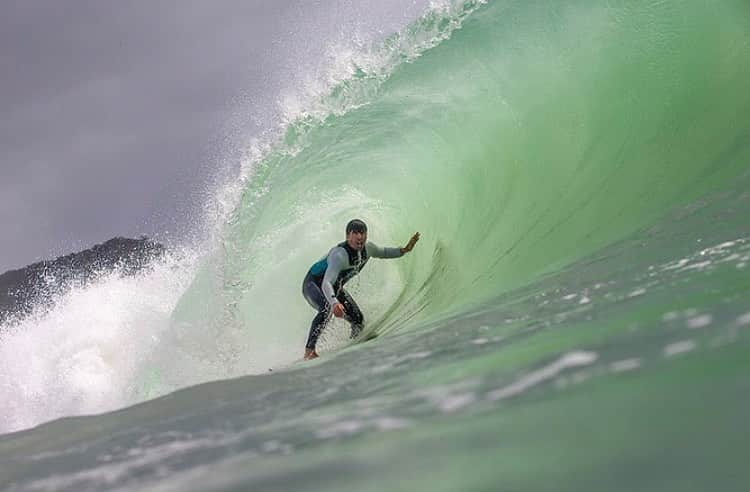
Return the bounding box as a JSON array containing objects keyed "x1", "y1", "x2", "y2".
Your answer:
[{"x1": 0, "y1": 237, "x2": 164, "y2": 325}]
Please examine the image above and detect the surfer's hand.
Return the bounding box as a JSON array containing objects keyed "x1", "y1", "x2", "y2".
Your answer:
[
  {"x1": 333, "y1": 303, "x2": 346, "y2": 318},
  {"x1": 402, "y1": 232, "x2": 420, "y2": 254}
]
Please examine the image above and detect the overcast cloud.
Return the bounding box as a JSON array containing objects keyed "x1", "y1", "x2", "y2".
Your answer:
[{"x1": 0, "y1": 0, "x2": 428, "y2": 272}]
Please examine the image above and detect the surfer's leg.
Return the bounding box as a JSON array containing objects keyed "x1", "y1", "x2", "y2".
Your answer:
[
  {"x1": 305, "y1": 310, "x2": 330, "y2": 351},
  {"x1": 302, "y1": 276, "x2": 331, "y2": 350},
  {"x1": 337, "y1": 289, "x2": 364, "y2": 338}
]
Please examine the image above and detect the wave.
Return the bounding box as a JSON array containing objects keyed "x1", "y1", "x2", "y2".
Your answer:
[{"x1": 2, "y1": 0, "x2": 749, "y2": 435}]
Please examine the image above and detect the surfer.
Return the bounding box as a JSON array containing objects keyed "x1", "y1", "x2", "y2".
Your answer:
[{"x1": 301, "y1": 219, "x2": 420, "y2": 360}]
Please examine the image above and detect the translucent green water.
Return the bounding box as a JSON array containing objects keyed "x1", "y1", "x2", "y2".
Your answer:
[{"x1": 210, "y1": 0, "x2": 750, "y2": 338}]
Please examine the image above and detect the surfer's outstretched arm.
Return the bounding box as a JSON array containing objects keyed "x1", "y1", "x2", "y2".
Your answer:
[{"x1": 367, "y1": 232, "x2": 420, "y2": 258}]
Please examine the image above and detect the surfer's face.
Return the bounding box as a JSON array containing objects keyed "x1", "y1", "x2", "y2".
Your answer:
[{"x1": 346, "y1": 230, "x2": 367, "y2": 251}]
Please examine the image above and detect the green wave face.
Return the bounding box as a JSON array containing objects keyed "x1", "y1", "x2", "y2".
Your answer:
[{"x1": 174, "y1": 0, "x2": 750, "y2": 363}]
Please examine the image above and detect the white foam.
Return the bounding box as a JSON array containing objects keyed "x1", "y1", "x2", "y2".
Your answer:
[
  {"x1": 486, "y1": 351, "x2": 598, "y2": 401},
  {"x1": 664, "y1": 258, "x2": 690, "y2": 270},
  {"x1": 682, "y1": 260, "x2": 712, "y2": 271},
  {"x1": 315, "y1": 415, "x2": 412, "y2": 439},
  {"x1": 609, "y1": 358, "x2": 641, "y2": 373},
  {"x1": 736, "y1": 312, "x2": 750, "y2": 326},
  {"x1": 374, "y1": 417, "x2": 412, "y2": 431},
  {"x1": 418, "y1": 380, "x2": 480, "y2": 414},
  {"x1": 627, "y1": 288, "x2": 646, "y2": 298},
  {"x1": 0, "y1": 254, "x2": 196, "y2": 434},
  {"x1": 686, "y1": 314, "x2": 712, "y2": 329},
  {"x1": 700, "y1": 240, "x2": 738, "y2": 255},
  {"x1": 315, "y1": 420, "x2": 365, "y2": 439},
  {"x1": 403, "y1": 351, "x2": 432, "y2": 360},
  {"x1": 437, "y1": 393, "x2": 477, "y2": 413},
  {"x1": 663, "y1": 340, "x2": 697, "y2": 357}
]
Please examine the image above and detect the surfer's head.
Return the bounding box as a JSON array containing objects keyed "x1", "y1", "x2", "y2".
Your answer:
[{"x1": 346, "y1": 219, "x2": 368, "y2": 251}]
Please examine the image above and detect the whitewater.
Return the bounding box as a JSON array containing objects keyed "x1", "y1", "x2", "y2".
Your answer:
[{"x1": 2, "y1": 0, "x2": 750, "y2": 490}]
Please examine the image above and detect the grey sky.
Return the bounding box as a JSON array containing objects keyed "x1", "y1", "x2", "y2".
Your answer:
[{"x1": 0, "y1": 0, "x2": 428, "y2": 272}]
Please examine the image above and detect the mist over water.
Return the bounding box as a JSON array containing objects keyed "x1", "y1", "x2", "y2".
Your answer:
[{"x1": 1, "y1": 1, "x2": 749, "y2": 490}]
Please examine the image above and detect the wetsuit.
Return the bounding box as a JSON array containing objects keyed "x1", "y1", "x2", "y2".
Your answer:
[{"x1": 302, "y1": 240, "x2": 402, "y2": 350}]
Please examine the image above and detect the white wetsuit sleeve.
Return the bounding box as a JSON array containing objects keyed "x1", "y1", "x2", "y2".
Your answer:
[
  {"x1": 321, "y1": 247, "x2": 349, "y2": 306},
  {"x1": 366, "y1": 241, "x2": 403, "y2": 259}
]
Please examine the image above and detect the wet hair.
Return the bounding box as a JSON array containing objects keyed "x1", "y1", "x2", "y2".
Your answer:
[{"x1": 346, "y1": 219, "x2": 368, "y2": 234}]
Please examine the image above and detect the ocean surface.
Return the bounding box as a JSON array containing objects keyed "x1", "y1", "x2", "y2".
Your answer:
[{"x1": 2, "y1": 0, "x2": 750, "y2": 490}]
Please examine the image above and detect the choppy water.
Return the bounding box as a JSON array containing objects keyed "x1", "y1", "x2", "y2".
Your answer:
[{"x1": 2, "y1": 0, "x2": 750, "y2": 490}]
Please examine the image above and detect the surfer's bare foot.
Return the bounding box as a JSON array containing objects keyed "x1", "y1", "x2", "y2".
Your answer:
[{"x1": 304, "y1": 349, "x2": 319, "y2": 360}]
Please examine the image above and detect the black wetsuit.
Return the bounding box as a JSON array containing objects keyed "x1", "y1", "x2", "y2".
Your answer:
[{"x1": 302, "y1": 240, "x2": 402, "y2": 350}]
